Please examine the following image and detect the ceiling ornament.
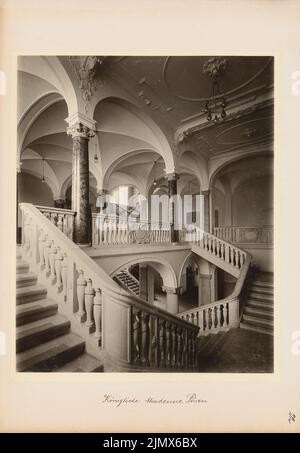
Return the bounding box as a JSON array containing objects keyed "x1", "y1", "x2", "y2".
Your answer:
[
  {"x1": 163, "y1": 56, "x2": 272, "y2": 102},
  {"x1": 202, "y1": 57, "x2": 228, "y2": 123},
  {"x1": 68, "y1": 56, "x2": 106, "y2": 113}
]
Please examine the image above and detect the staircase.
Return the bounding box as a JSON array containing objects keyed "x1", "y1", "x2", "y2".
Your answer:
[
  {"x1": 240, "y1": 275, "x2": 274, "y2": 335},
  {"x1": 16, "y1": 252, "x2": 104, "y2": 372},
  {"x1": 197, "y1": 327, "x2": 273, "y2": 372},
  {"x1": 114, "y1": 269, "x2": 140, "y2": 296}
]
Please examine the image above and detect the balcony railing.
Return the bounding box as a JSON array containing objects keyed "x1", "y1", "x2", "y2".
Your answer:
[{"x1": 214, "y1": 225, "x2": 273, "y2": 245}]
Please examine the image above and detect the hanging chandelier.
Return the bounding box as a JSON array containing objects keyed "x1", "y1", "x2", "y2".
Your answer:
[
  {"x1": 94, "y1": 138, "x2": 99, "y2": 163},
  {"x1": 153, "y1": 159, "x2": 158, "y2": 186},
  {"x1": 202, "y1": 57, "x2": 228, "y2": 123},
  {"x1": 41, "y1": 157, "x2": 45, "y2": 183}
]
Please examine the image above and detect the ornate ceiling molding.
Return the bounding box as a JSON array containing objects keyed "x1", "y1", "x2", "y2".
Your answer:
[
  {"x1": 163, "y1": 56, "x2": 272, "y2": 102},
  {"x1": 215, "y1": 116, "x2": 273, "y2": 146},
  {"x1": 68, "y1": 56, "x2": 106, "y2": 113}
]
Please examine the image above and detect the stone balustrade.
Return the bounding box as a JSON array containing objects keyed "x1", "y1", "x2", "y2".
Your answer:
[
  {"x1": 36, "y1": 205, "x2": 75, "y2": 240},
  {"x1": 92, "y1": 213, "x2": 171, "y2": 246},
  {"x1": 214, "y1": 225, "x2": 273, "y2": 245},
  {"x1": 20, "y1": 203, "x2": 198, "y2": 371},
  {"x1": 178, "y1": 235, "x2": 251, "y2": 335}
]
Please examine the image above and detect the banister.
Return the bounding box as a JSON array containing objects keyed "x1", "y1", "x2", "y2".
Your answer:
[{"x1": 20, "y1": 203, "x2": 198, "y2": 370}]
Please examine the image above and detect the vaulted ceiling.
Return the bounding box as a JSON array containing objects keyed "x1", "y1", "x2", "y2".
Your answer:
[{"x1": 18, "y1": 55, "x2": 274, "y2": 198}]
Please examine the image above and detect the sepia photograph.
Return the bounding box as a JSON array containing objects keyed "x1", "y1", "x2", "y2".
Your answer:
[{"x1": 16, "y1": 55, "x2": 274, "y2": 373}]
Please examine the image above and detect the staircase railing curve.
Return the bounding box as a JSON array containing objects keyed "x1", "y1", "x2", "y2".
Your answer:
[
  {"x1": 20, "y1": 203, "x2": 199, "y2": 371},
  {"x1": 178, "y1": 227, "x2": 252, "y2": 336}
]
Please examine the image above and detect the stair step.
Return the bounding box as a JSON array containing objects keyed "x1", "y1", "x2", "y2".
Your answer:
[
  {"x1": 251, "y1": 284, "x2": 274, "y2": 296},
  {"x1": 56, "y1": 353, "x2": 104, "y2": 372},
  {"x1": 16, "y1": 314, "x2": 70, "y2": 353},
  {"x1": 242, "y1": 314, "x2": 273, "y2": 329},
  {"x1": 253, "y1": 280, "x2": 273, "y2": 288},
  {"x1": 16, "y1": 284, "x2": 47, "y2": 305},
  {"x1": 16, "y1": 299, "x2": 58, "y2": 326},
  {"x1": 247, "y1": 300, "x2": 273, "y2": 311},
  {"x1": 17, "y1": 333, "x2": 85, "y2": 372},
  {"x1": 240, "y1": 323, "x2": 273, "y2": 336},
  {"x1": 16, "y1": 260, "x2": 30, "y2": 274},
  {"x1": 16, "y1": 272, "x2": 37, "y2": 288},
  {"x1": 244, "y1": 307, "x2": 273, "y2": 320},
  {"x1": 248, "y1": 292, "x2": 273, "y2": 303}
]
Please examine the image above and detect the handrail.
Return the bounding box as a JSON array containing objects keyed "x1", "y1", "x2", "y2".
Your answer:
[
  {"x1": 178, "y1": 231, "x2": 252, "y2": 335},
  {"x1": 214, "y1": 225, "x2": 273, "y2": 245},
  {"x1": 21, "y1": 203, "x2": 198, "y2": 370}
]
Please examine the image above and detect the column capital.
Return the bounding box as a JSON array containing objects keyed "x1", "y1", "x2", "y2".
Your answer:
[
  {"x1": 165, "y1": 172, "x2": 179, "y2": 182},
  {"x1": 162, "y1": 285, "x2": 181, "y2": 294},
  {"x1": 65, "y1": 112, "x2": 96, "y2": 139},
  {"x1": 200, "y1": 189, "x2": 210, "y2": 196}
]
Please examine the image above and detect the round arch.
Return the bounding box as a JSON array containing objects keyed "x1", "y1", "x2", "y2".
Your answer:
[
  {"x1": 110, "y1": 256, "x2": 178, "y2": 288},
  {"x1": 93, "y1": 96, "x2": 175, "y2": 173}
]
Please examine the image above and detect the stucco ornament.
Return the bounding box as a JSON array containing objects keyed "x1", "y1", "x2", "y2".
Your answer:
[
  {"x1": 69, "y1": 56, "x2": 106, "y2": 112},
  {"x1": 203, "y1": 57, "x2": 227, "y2": 79}
]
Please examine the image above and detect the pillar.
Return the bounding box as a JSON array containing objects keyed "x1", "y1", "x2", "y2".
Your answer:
[
  {"x1": 200, "y1": 189, "x2": 210, "y2": 233},
  {"x1": 147, "y1": 266, "x2": 155, "y2": 304},
  {"x1": 96, "y1": 188, "x2": 108, "y2": 213},
  {"x1": 67, "y1": 119, "x2": 95, "y2": 245},
  {"x1": 198, "y1": 273, "x2": 211, "y2": 306},
  {"x1": 139, "y1": 263, "x2": 148, "y2": 301},
  {"x1": 162, "y1": 286, "x2": 179, "y2": 314},
  {"x1": 167, "y1": 173, "x2": 179, "y2": 243}
]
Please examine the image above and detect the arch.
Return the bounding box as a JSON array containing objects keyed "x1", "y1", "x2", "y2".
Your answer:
[
  {"x1": 18, "y1": 92, "x2": 64, "y2": 161},
  {"x1": 60, "y1": 169, "x2": 99, "y2": 200},
  {"x1": 178, "y1": 252, "x2": 199, "y2": 286},
  {"x1": 179, "y1": 149, "x2": 209, "y2": 189},
  {"x1": 209, "y1": 147, "x2": 273, "y2": 188},
  {"x1": 102, "y1": 148, "x2": 161, "y2": 189},
  {"x1": 110, "y1": 256, "x2": 178, "y2": 288},
  {"x1": 93, "y1": 96, "x2": 175, "y2": 173},
  {"x1": 18, "y1": 56, "x2": 78, "y2": 116},
  {"x1": 19, "y1": 168, "x2": 57, "y2": 199}
]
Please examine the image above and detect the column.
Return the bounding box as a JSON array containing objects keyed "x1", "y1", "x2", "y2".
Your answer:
[
  {"x1": 162, "y1": 286, "x2": 179, "y2": 314},
  {"x1": 139, "y1": 263, "x2": 148, "y2": 301},
  {"x1": 200, "y1": 189, "x2": 210, "y2": 233},
  {"x1": 198, "y1": 273, "x2": 211, "y2": 306},
  {"x1": 147, "y1": 266, "x2": 155, "y2": 304},
  {"x1": 166, "y1": 173, "x2": 179, "y2": 243},
  {"x1": 96, "y1": 188, "x2": 108, "y2": 213},
  {"x1": 67, "y1": 120, "x2": 95, "y2": 245}
]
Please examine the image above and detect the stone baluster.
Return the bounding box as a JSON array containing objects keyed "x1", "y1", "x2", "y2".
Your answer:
[
  {"x1": 230, "y1": 246, "x2": 234, "y2": 265},
  {"x1": 85, "y1": 278, "x2": 95, "y2": 329},
  {"x1": 54, "y1": 246, "x2": 63, "y2": 291},
  {"x1": 216, "y1": 240, "x2": 220, "y2": 257},
  {"x1": 50, "y1": 212, "x2": 57, "y2": 226},
  {"x1": 222, "y1": 303, "x2": 228, "y2": 326},
  {"x1": 159, "y1": 320, "x2": 166, "y2": 368},
  {"x1": 177, "y1": 328, "x2": 183, "y2": 368},
  {"x1": 132, "y1": 309, "x2": 142, "y2": 365},
  {"x1": 93, "y1": 288, "x2": 102, "y2": 346},
  {"x1": 76, "y1": 270, "x2": 87, "y2": 322},
  {"x1": 208, "y1": 308, "x2": 213, "y2": 330},
  {"x1": 43, "y1": 235, "x2": 52, "y2": 276},
  {"x1": 198, "y1": 310, "x2": 204, "y2": 332},
  {"x1": 172, "y1": 325, "x2": 177, "y2": 367},
  {"x1": 57, "y1": 214, "x2": 64, "y2": 232},
  {"x1": 165, "y1": 321, "x2": 172, "y2": 367},
  {"x1": 49, "y1": 240, "x2": 57, "y2": 283},
  {"x1": 38, "y1": 229, "x2": 46, "y2": 268},
  {"x1": 61, "y1": 253, "x2": 68, "y2": 301},
  {"x1": 235, "y1": 250, "x2": 240, "y2": 268},
  {"x1": 141, "y1": 312, "x2": 150, "y2": 367}
]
